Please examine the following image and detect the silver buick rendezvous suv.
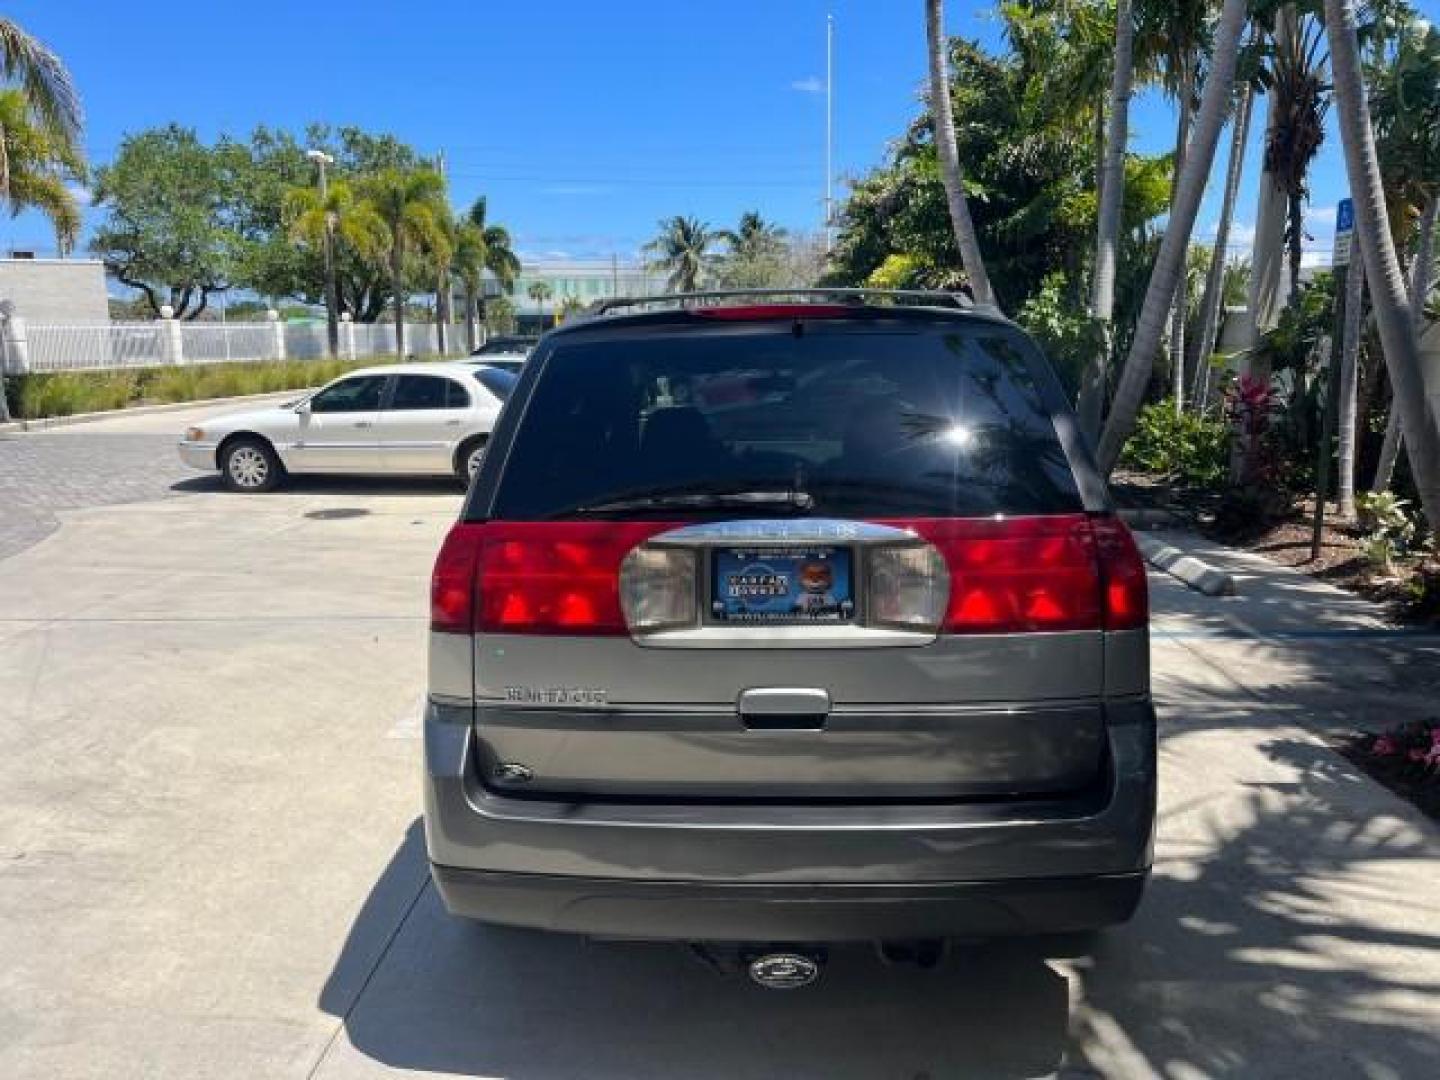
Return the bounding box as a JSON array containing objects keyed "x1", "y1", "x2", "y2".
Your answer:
[{"x1": 424, "y1": 291, "x2": 1154, "y2": 962}]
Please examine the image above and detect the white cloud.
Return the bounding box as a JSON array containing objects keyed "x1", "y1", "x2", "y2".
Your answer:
[
  {"x1": 66, "y1": 183, "x2": 93, "y2": 207},
  {"x1": 791, "y1": 76, "x2": 825, "y2": 94},
  {"x1": 1228, "y1": 222, "x2": 1257, "y2": 247},
  {"x1": 1310, "y1": 206, "x2": 1337, "y2": 228}
]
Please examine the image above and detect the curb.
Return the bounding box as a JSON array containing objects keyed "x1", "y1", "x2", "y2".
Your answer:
[
  {"x1": 0, "y1": 389, "x2": 312, "y2": 434},
  {"x1": 1134, "y1": 533, "x2": 1237, "y2": 597},
  {"x1": 1118, "y1": 507, "x2": 1188, "y2": 529}
]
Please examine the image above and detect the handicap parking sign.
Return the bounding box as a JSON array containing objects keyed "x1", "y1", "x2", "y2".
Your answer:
[
  {"x1": 1333, "y1": 198, "x2": 1355, "y2": 265},
  {"x1": 1336, "y1": 197, "x2": 1354, "y2": 235}
]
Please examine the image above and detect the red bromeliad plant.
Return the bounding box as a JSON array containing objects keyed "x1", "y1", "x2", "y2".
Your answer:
[
  {"x1": 1216, "y1": 374, "x2": 1294, "y2": 531},
  {"x1": 1365, "y1": 719, "x2": 1440, "y2": 775}
]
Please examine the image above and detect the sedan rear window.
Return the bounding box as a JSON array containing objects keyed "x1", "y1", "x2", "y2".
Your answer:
[
  {"x1": 472, "y1": 366, "x2": 518, "y2": 401},
  {"x1": 488, "y1": 327, "x2": 1081, "y2": 520}
]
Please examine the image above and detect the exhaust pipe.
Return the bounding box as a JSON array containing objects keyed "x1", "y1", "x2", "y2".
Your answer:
[{"x1": 747, "y1": 950, "x2": 824, "y2": 989}]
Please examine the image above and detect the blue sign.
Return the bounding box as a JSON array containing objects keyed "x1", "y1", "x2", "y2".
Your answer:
[{"x1": 1336, "y1": 197, "x2": 1355, "y2": 235}]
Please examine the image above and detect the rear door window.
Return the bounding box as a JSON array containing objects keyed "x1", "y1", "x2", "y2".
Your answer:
[
  {"x1": 390, "y1": 374, "x2": 467, "y2": 410},
  {"x1": 488, "y1": 327, "x2": 1081, "y2": 520}
]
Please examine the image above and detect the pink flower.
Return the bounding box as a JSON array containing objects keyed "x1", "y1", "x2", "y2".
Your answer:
[{"x1": 1372, "y1": 736, "x2": 1400, "y2": 757}]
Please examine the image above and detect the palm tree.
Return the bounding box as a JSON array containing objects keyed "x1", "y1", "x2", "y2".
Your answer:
[
  {"x1": 1324, "y1": 0, "x2": 1440, "y2": 531},
  {"x1": 644, "y1": 215, "x2": 714, "y2": 293},
  {"x1": 1267, "y1": 12, "x2": 1332, "y2": 302},
  {"x1": 0, "y1": 18, "x2": 82, "y2": 194},
  {"x1": 1335, "y1": 245, "x2": 1366, "y2": 517},
  {"x1": 1137, "y1": 0, "x2": 1215, "y2": 413},
  {"x1": 721, "y1": 210, "x2": 787, "y2": 261},
  {"x1": 1097, "y1": 0, "x2": 1250, "y2": 473},
  {"x1": 1078, "y1": 0, "x2": 1137, "y2": 442},
  {"x1": 528, "y1": 280, "x2": 553, "y2": 330},
  {"x1": 0, "y1": 89, "x2": 81, "y2": 254},
  {"x1": 464, "y1": 197, "x2": 520, "y2": 334},
  {"x1": 1190, "y1": 70, "x2": 1257, "y2": 408},
  {"x1": 283, "y1": 178, "x2": 389, "y2": 303},
  {"x1": 1369, "y1": 18, "x2": 1440, "y2": 491},
  {"x1": 451, "y1": 222, "x2": 487, "y2": 352},
  {"x1": 925, "y1": 0, "x2": 996, "y2": 309},
  {"x1": 0, "y1": 20, "x2": 83, "y2": 425},
  {"x1": 428, "y1": 205, "x2": 456, "y2": 355},
  {"x1": 358, "y1": 167, "x2": 448, "y2": 355}
]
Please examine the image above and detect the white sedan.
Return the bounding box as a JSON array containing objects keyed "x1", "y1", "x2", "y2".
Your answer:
[{"x1": 178, "y1": 362, "x2": 516, "y2": 492}]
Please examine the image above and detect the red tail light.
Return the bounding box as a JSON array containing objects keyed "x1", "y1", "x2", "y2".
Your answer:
[
  {"x1": 692, "y1": 304, "x2": 854, "y2": 320},
  {"x1": 475, "y1": 522, "x2": 674, "y2": 634},
  {"x1": 1091, "y1": 517, "x2": 1149, "y2": 631},
  {"x1": 885, "y1": 514, "x2": 1147, "y2": 634},
  {"x1": 430, "y1": 523, "x2": 485, "y2": 634}
]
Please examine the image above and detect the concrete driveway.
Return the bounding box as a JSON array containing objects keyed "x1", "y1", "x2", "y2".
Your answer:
[{"x1": 1, "y1": 405, "x2": 1437, "y2": 1078}]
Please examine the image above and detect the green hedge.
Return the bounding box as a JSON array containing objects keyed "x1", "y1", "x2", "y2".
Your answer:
[{"x1": 3, "y1": 356, "x2": 428, "y2": 420}]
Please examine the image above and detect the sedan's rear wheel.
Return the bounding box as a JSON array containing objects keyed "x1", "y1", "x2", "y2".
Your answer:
[
  {"x1": 456, "y1": 436, "x2": 488, "y2": 485},
  {"x1": 221, "y1": 437, "x2": 282, "y2": 493}
]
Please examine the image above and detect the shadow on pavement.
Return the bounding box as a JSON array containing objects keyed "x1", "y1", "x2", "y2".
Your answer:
[
  {"x1": 317, "y1": 822, "x2": 1073, "y2": 1078},
  {"x1": 170, "y1": 474, "x2": 463, "y2": 498},
  {"x1": 315, "y1": 548, "x2": 1440, "y2": 1077}
]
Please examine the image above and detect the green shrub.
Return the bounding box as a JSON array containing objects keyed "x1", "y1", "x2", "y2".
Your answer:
[
  {"x1": 1355, "y1": 491, "x2": 1420, "y2": 576},
  {"x1": 1016, "y1": 274, "x2": 1100, "y2": 397},
  {"x1": 9, "y1": 370, "x2": 140, "y2": 418},
  {"x1": 1120, "y1": 401, "x2": 1229, "y2": 489},
  {"x1": 6, "y1": 356, "x2": 414, "y2": 419}
]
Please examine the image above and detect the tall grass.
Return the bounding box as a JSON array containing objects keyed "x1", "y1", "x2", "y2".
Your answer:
[{"x1": 4, "y1": 356, "x2": 430, "y2": 420}]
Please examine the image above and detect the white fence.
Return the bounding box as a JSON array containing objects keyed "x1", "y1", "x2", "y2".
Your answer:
[{"x1": 3, "y1": 318, "x2": 467, "y2": 374}]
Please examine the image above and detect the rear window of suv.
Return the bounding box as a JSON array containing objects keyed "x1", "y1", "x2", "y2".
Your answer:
[{"x1": 488, "y1": 326, "x2": 1082, "y2": 520}]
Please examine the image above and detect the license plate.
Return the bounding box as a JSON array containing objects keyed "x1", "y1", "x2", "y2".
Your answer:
[{"x1": 711, "y1": 546, "x2": 854, "y2": 624}]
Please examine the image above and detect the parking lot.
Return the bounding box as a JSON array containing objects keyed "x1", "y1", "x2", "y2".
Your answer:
[{"x1": 2, "y1": 404, "x2": 1439, "y2": 1079}]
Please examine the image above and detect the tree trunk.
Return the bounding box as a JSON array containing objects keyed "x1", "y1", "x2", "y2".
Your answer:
[
  {"x1": 391, "y1": 243, "x2": 406, "y2": 356},
  {"x1": 925, "y1": 0, "x2": 997, "y2": 310},
  {"x1": 1192, "y1": 82, "x2": 1254, "y2": 408},
  {"x1": 1371, "y1": 193, "x2": 1437, "y2": 491},
  {"x1": 1336, "y1": 250, "x2": 1366, "y2": 517},
  {"x1": 1170, "y1": 59, "x2": 1195, "y2": 416},
  {"x1": 435, "y1": 271, "x2": 449, "y2": 355},
  {"x1": 464, "y1": 284, "x2": 478, "y2": 353},
  {"x1": 1096, "y1": 0, "x2": 1248, "y2": 474},
  {"x1": 1326, "y1": 0, "x2": 1440, "y2": 531},
  {"x1": 1077, "y1": 0, "x2": 1134, "y2": 442},
  {"x1": 1286, "y1": 192, "x2": 1305, "y2": 301},
  {"x1": 1241, "y1": 6, "x2": 1299, "y2": 362}
]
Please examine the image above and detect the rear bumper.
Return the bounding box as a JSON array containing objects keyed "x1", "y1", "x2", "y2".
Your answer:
[
  {"x1": 423, "y1": 697, "x2": 1156, "y2": 940},
  {"x1": 430, "y1": 865, "x2": 1148, "y2": 941}
]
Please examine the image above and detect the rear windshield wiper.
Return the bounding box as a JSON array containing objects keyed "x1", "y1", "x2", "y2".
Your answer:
[{"x1": 567, "y1": 488, "x2": 815, "y2": 515}]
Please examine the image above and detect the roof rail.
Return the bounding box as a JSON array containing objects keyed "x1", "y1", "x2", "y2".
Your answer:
[{"x1": 587, "y1": 287, "x2": 977, "y2": 317}]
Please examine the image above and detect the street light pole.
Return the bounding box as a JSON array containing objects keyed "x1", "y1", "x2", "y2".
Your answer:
[
  {"x1": 825, "y1": 13, "x2": 834, "y2": 252},
  {"x1": 307, "y1": 149, "x2": 339, "y2": 358}
]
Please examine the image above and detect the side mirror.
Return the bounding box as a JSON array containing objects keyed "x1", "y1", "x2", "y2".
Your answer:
[{"x1": 295, "y1": 400, "x2": 312, "y2": 416}]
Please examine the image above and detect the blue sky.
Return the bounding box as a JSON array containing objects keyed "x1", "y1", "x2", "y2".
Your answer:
[{"x1": 6, "y1": 0, "x2": 1440, "y2": 267}]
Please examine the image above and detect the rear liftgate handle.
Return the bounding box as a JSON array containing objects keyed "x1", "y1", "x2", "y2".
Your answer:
[{"x1": 737, "y1": 688, "x2": 831, "y2": 731}]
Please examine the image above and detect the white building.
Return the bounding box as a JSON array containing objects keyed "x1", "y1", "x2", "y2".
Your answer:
[
  {"x1": 494, "y1": 259, "x2": 669, "y2": 331},
  {"x1": 0, "y1": 257, "x2": 109, "y2": 323}
]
